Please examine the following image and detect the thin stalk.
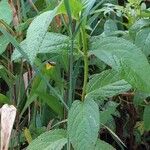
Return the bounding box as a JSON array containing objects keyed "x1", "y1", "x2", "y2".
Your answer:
[
  {"x1": 68, "y1": 39, "x2": 74, "y2": 107},
  {"x1": 63, "y1": 1, "x2": 74, "y2": 150},
  {"x1": 29, "y1": 0, "x2": 39, "y2": 14},
  {"x1": 21, "y1": 0, "x2": 27, "y2": 20},
  {"x1": 64, "y1": 0, "x2": 74, "y2": 108},
  {"x1": 17, "y1": 0, "x2": 21, "y2": 23},
  {"x1": 7, "y1": 45, "x2": 15, "y2": 104},
  {"x1": 61, "y1": 14, "x2": 70, "y2": 36},
  {"x1": 81, "y1": 27, "x2": 88, "y2": 101},
  {"x1": 67, "y1": 139, "x2": 71, "y2": 150},
  {"x1": 90, "y1": 18, "x2": 102, "y2": 36},
  {"x1": 72, "y1": 58, "x2": 81, "y2": 100}
]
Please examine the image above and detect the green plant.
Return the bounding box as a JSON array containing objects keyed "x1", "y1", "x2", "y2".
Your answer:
[{"x1": 0, "y1": 0, "x2": 150, "y2": 149}]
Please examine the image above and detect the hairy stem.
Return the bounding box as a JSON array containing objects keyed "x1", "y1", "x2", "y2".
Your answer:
[
  {"x1": 68, "y1": 39, "x2": 74, "y2": 107},
  {"x1": 81, "y1": 27, "x2": 88, "y2": 101},
  {"x1": 64, "y1": 0, "x2": 74, "y2": 108}
]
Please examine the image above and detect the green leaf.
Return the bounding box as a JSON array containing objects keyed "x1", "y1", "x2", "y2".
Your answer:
[
  {"x1": 100, "y1": 101, "x2": 118, "y2": 125},
  {"x1": 128, "y1": 0, "x2": 142, "y2": 5},
  {"x1": 26, "y1": 9, "x2": 57, "y2": 63},
  {"x1": 129, "y1": 19, "x2": 150, "y2": 39},
  {"x1": 0, "y1": 0, "x2": 13, "y2": 24},
  {"x1": 81, "y1": 0, "x2": 96, "y2": 15},
  {"x1": 27, "y1": 129, "x2": 67, "y2": 150},
  {"x1": 90, "y1": 36, "x2": 150, "y2": 93},
  {"x1": 15, "y1": 18, "x2": 32, "y2": 32},
  {"x1": 58, "y1": 0, "x2": 82, "y2": 19},
  {"x1": 12, "y1": 32, "x2": 70, "y2": 61},
  {"x1": 88, "y1": 80, "x2": 130, "y2": 100},
  {"x1": 86, "y1": 69, "x2": 131, "y2": 100},
  {"x1": 104, "y1": 19, "x2": 118, "y2": 36},
  {"x1": 0, "y1": 93, "x2": 10, "y2": 104},
  {"x1": 58, "y1": 0, "x2": 95, "y2": 18},
  {"x1": 21, "y1": 94, "x2": 37, "y2": 116},
  {"x1": 87, "y1": 69, "x2": 126, "y2": 92},
  {"x1": 38, "y1": 32, "x2": 70, "y2": 53},
  {"x1": 0, "y1": 26, "x2": 68, "y2": 110},
  {"x1": 24, "y1": 8, "x2": 58, "y2": 64},
  {"x1": 11, "y1": 40, "x2": 26, "y2": 60},
  {"x1": 0, "y1": 35, "x2": 9, "y2": 54},
  {"x1": 37, "y1": 91, "x2": 63, "y2": 118},
  {"x1": 143, "y1": 105, "x2": 150, "y2": 131},
  {"x1": 133, "y1": 92, "x2": 149, "y2": 106},
  {"x1": 95, "y1": 139, "x2": 115, "y2": 150},
  {"x1": 68, "y1": 99, "x2": 99, "y2": 150},
  {"x1": 20, "y1": 74, "x2": 45, "y2": 116},
  {"x1": 135, "y1": 28, "x2": 150, "y2": 57},
  {"x1": 0, "y1": 65, "x2": 15, "y2": 85}
]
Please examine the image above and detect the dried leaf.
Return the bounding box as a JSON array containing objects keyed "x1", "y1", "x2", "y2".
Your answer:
[{"x1": 0, "y1": 104, "x2": 16, "y2": 150}]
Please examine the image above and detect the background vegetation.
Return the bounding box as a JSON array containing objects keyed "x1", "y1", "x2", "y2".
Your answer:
[{"x1": 0, "y1": 0, "x2": 150, "y2": 149}]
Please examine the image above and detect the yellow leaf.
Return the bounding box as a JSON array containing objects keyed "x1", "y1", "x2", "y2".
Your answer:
[
  {"x1": 45, "y1": 62, "x2": 55, "y2": 70},
  {"x1": 24, "y1": 128, "x2": 32, "y2": 144}
]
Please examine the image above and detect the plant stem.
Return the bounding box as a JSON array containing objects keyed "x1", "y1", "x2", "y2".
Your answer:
[
  {"x1": 64, "y1": 0, "x2": 74, "y2": 108},
  {"x1": 67, "y1": 138, "x2": 71, "y2": 150},
  {"x1": 81, "y1": 27, "x2": 88, "y2": 101},
  {"x1": 29, "y1": 0, "x2": 39, "y2": 13},
  {"x1": 68, "y1": 39, "x2": 74, "y2": 107}
]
